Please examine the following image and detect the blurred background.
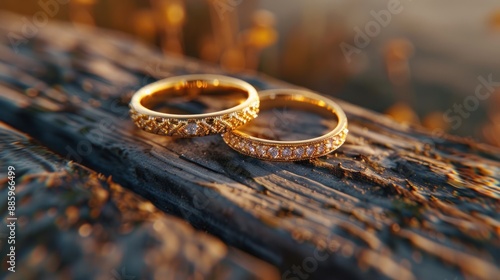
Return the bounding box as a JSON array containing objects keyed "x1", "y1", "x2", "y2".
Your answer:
[{"x1": 1, "y1": 0, "x2": 500, "y2": 146}]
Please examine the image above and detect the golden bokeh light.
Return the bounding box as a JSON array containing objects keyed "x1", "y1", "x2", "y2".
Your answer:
[{"x1": 164, "y1": 2, "x2": 185, "y2": 26}]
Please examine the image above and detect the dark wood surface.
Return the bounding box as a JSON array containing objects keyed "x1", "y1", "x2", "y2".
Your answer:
[
  {"x1": 0, "y1": 12, "x2": 499, "y2": 280},
  {"x1": 0, "y1": 123, "x2": 279, "y2": 280}
]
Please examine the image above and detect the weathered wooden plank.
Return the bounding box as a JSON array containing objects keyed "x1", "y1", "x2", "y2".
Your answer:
[
  {"x1": 0, "y1": 122, "x2": 279, "y2": 279},
  {"x1": 0, "y1": 12, "x2": 499, "y2": 280}
]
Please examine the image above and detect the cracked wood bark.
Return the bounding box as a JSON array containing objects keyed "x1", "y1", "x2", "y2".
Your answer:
[
  {"x1": 0, "y1": 12, "x2": 499, "y2": 280},
  {"x1": 0, "y1": 123, "x2": 279, "y2": 280}
]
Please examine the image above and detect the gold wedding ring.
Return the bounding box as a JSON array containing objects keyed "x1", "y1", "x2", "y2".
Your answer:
[
  {"x1": 223, "y1": 89, "x2": 348, "y2": 161},
  {"x1": 129, "y1": 75, "x2": 259, "y2": 137}
]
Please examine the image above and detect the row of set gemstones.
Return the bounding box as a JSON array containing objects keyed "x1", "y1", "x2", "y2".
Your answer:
[
  {"x1": 130, "y1": 101, "x2": 259, "y2": 136},
  {"x1": 223, "y1": 128, "x2": 348, "y2": 161}
]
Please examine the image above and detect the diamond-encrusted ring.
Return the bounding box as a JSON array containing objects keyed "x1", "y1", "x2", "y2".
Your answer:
[
  {"x1": 129, "y1": 75, "x2": 259, "y2": 137},
  {"x1": 222, "y1": 89, "x2": 348, "y2": 161}
]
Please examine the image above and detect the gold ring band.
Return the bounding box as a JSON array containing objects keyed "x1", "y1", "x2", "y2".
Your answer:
[
  {"x1": 222, "y1": 89, "x2": 348, "y2": 161},
  {"x1": 129, "y1": 75, "x2": 259, "y2": 137}
]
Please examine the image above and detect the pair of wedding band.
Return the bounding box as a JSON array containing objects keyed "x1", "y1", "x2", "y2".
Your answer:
[{"x1": 129, "y1": 75, "x2": 348, "y2": 161}]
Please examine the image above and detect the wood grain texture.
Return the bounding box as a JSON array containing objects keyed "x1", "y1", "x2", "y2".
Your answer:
[
  {"x1": 0, "y1": 123, "x2": 279, "y2": 280},
  {"x1": 0, "y1": 12, "x2": 499, "y2": 280}
]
